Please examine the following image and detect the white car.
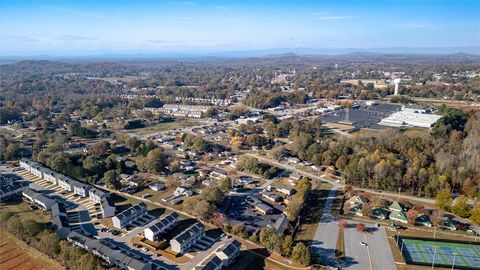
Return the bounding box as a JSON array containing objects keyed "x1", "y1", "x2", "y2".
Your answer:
[{"x1": 359, "y1": 241, "x2": 368, "y2": 246}]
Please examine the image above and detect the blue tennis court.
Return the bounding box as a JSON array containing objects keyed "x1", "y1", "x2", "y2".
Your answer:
[{"x1": 399, "y1": 238, "x2": 480, "y2": 269}]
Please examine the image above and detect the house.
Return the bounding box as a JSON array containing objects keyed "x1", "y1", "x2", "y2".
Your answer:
[
  {"x1": 261, "y1": 191, "x2": 282, "y2": 202},
  {"x1": 114, "y1": 251, "x2": 151, "y2": 270},
  {"x1": 255, "y1": 202, "x2": 273, "y2": 215},
  {"x1": 0, "y1": 173, "x2": 29, "y2": 202},
  {"x1": 371, "y1": 208, "x2": 390, "y2": 220},
  {"x1": 389, "y1": 210, "x2": 408, "y2": 224},
  {"x1": 43, "y1": 168, "x2": 59, "y2": 185},
  {"x1": 277, "y1": 187, "x2": 295, "y2": 196},
  {"x1": 101, "y1": 197, "x2": 116, "y2": 218},
  {"x1": 389, "y1": 201, "x2": 407, "y2": 212},
  {"x1": 112, "y1": 202, "x2": 148, "y2": 230},
  {"x1": 349, "y1": 205, "x2": 363, "y2": 216},
  {"x1": 57, "y1": 175, "x2": 73, "y2": 192},
  {"x1": 51, "y1": 203, "x2": 70, "y2": 239},
  {"x1": 148, "y1": 182, "x2": 165, "y2": 191},
  {"x1": 195, "y1": 254, "x2": 222, "y2": 270},
  {"x1": 144, "y1": 212, "x2": 179, "y2": 241},
  {"x1": 72, "y1": 180, "x2": 92, "y2": 197},
  {"x1": 290, "y1": 172, "x2": 302, "y2": 181},
  {"x1": 22, "y1": 188, "x2": 56, "y2": 211},
  {"x1": 170, "y1": 222, "x2": 205, "y2": 254},
  {"x1": 89, "y1": 188, "x2": 108, "y2": 204},
  {"x1": 415, "y1": 214, "x2": 432, "y2": 227},
  {"x1": 238, "y1": 176, "x2": 254, "y2": 185},
  {"x1": 274, "y1": 215, "x2": 289, "y2": 234},
  {"x1": 210, "y1": 168, "x2": 228, "y2": 180},
  {"x1": 346, "y1": 195, "x2": 369, "y2": 206},
  {"x1": 442, "y1": 218, "x2": 457, "y2": 231},
  {"x1": 215, "y1": 240, "x2": 241, "y2": 267},
  {"x1": 174, "y1": 187, "x2": 193, "y2": 197}
]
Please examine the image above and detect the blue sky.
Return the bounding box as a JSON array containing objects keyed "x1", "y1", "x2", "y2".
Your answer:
[{"x1": 0, "y1": 0, "x2": 479, "y2": 55}]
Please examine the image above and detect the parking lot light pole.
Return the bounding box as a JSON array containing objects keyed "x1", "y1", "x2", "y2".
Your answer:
[{"x1": 451, "y1": 253, "x2": 456, "y2": 270}]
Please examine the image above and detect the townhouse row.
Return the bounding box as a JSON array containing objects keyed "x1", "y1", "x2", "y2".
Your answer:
[{"x1": 20, "y1": 158, "x2": 116, "y2": 218}]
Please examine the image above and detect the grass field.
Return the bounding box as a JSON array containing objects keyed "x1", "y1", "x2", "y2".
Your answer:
[
  {"x1": 0, "y1": 230, "x2": 63, "y2": 270},
  {"x1": 399, "y1": 238, "x2": 480, "y2": 269},
  {"x1": 0, "y1": 200, "x2": 51, "y2": 223}
]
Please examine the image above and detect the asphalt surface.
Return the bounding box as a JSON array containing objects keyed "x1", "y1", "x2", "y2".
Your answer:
[
  {"x1": 311, "y1": 186, "x2": 340, "y2": 267},
  {"x1": 343, "y1": 221, "x2": 396, "y2": 270}
]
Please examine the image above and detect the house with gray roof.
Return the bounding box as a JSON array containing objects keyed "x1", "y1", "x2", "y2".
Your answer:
[
  {"x1": 112, "y1": 202, "x2": 148, "y2": 230},
  {"x1": 144, "y1": 212, "x2": 179, "y2": 241},
  {"x1": 22, "y1": 188, "x2": 56, "y2": 211},
  {"x1": 0, "y1": 173, "x2": 28, "y2": 202},
  {"x1": 215, "y1": 239, "x2": 241, "y2": 267},
  {"x1": 195, "y1": 254, "x2": 222, "y2": 270},
  {"x1": 51, "y1": 203, "x2": 70, "y2": 239},
  {"x1": 72, "y1": 180, "x2": 92, "y2": 197},
  {"x1": 170, "y1": 222, "x2": 205, "y2": 254}
]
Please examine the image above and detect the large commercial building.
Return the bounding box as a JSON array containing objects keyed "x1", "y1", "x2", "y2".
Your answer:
[
  {"x1": 170, "y1": 222, "x2": 205, "y2": 254},
  {"x1": 144, "y1": 212, "x2": 179, "y2": 241},
  {"x1": 112, "y1": 202, "x2": 148, "y2": 230},
  {"x1": 380, "y1": 105, "x2": 442, "y2": 128}
]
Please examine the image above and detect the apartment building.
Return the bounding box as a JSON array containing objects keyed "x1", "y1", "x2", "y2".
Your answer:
[
  {"x1": 170, "y1": 222, "x2": 205, "y2": 254},
  {"x1": 72, "y1": 180, "x2": 92, "y2": 197},
  {"x1": 215, "y1": 240, "x2": 242, "y2": 266},
  {"x1": 144, "y1": 212, "x2": 179, "y2": 241},
  {"x1": 112, "y1": 202, "x2": 148, "y2": 230},
  {"x1": 22, "y1": 188, "x2": 56, "y2": 211}
]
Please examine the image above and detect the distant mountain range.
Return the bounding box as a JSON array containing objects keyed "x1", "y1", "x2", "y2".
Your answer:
[{"x1": 0, "y1": 47, "x2": 478, "y2": 62}]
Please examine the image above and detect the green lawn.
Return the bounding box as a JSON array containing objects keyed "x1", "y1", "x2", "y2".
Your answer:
[{"x1": 0, "y1": 200, "x2": 51, "y2": 223}]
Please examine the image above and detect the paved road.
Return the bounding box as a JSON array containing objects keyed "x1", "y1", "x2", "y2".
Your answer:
[
  {"x1": 244, "y1": 152, "x2": 436, "y2": 205},
  {"x1": 311, "y1": 186, "x2": 340, "y2": 267}
]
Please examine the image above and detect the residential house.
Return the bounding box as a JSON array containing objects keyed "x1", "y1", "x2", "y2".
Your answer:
[
  {"x1": 261, "y1": 191, "x2": 282, "y2": 203},
  {"x1": 148, "y1": 182, "x2": 165, "y2": 191},
  {"x1": 349, "y1": 205, "x2": 363, "y2": 216},
  {"x1": 170, "y1": 222, "x2": 205, "y2": 254},
  {"x1": 389, "y1": 210, "x2": 408, "y2": 224},
  {"x1": 57, "y1": 175, "x2": 74, "y2": 192},
  {"x1": 415, "y1": 214, "x2": 432, "y2": 227},
  {"x1": 0, "y1": 173, "x2": 28, "y2": 202},
  {"x1": 101, "y1": 197, "x2": 116, "y2": 218},
  {"x1": 22, "y1": 188, "x2": 56, "y2": 211},
  {"x1": 51, "y1": 203, "x2": 70, "y2": 239},
  {"x1": 195, "y1": 254, "x2": 222, "y2": 270},
  {"x1": 277, "y1": 187, "x2": 295, "y2": 196},
  {"x1": 174, "y1": 187, "x2": 193, "y2": 197},
  {"x1": 112, "y1": 202, "x2": 148, "y2": 230},
  {"x1": 114, "y1": 251, "x2": 152, "y2": 270},
  {"x1": 210, "y1": 168, "x2": 228, "y2": 180},
  {"x1": 290, "y1": 172, "x2": 302, "y2": 181},
  {"x1": 215, "y1": 240, "x2": 241, "y2": 267},
  {"x1": 144, "y1": 212, "x2": 179, "y2": 241},
  {"x1": 274, "y1": 216, "x2": 289, "y2": 234},
  {"x1": 43, "y1": 168, "x2": 59, "y2": 185},
  {"x1": 72, "y1": 180, "x2": 92, "y2": 197},
  {"x1": 89, "y1": 188, "x2": 108, "y2": 204},
  {"x1": 346, "y1": 195, "x2": 369, "y2": 206},
  {"x1": 389, "y1": 201, "x2": 407, "y2": 212},
  {"x1": 371, "y1": 208, "x2": 390, "y2": 220}
]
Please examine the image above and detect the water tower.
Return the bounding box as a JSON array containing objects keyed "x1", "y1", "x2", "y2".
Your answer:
[{"x1": 393, "y1": 78, "x2": 402, "y2": 95}]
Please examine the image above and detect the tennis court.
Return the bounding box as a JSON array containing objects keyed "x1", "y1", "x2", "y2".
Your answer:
[{"x1": 398, "y1": 237, "x2": 480, "y2": 269}]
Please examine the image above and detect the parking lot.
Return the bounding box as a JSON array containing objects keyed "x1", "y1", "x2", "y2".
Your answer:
[
  {"x1": 222, "y1": 195, "x2": 284, "y2": 234},
  {"x1": 321, "y1": 103, "x2": 401, "y2": 130}
]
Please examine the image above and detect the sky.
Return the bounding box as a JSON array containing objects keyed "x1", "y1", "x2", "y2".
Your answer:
[{"x1": 0, "y1": 0, "x2": 479, "y2": 56}]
